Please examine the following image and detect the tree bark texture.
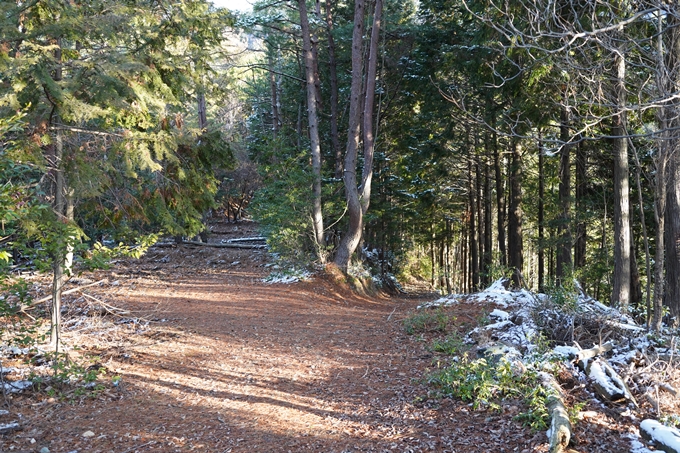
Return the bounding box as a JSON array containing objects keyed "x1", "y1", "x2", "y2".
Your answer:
[
  {"x1": 557, "y1": 104, "x2": 572, "y2": 285},
  {"x1": 325, "y1": 0, "x2": 342, "y2": 179},
  {"x1": 298, "y1": 0, "x2": 326, "y2": 251},
  {"x1": 538, "y1": 137, "x2": 545, "y2": 292},
  {"x1": 334, "y1": 0, "x2": 366, "y2": 269},
  {"x1": 469, "y1": 158, "x2": 479, "y2": 290},
  {"x1": 359, "y1": 0, "x2": 383, "y2": 215},
  {"x1": 335, "y1": 0, "x2": 382, "y2": 269},
  {"x1": 574, "y1": 140, "x2": 587, "y2": 270},
  {"x1": 483, "y1": 150, "x2": 493, "y2": 288},
  {"x1": 508, "y1": 140, "x2": 523, "y2": 288},
  {"x1": 493, "y1": 129, "x2": 507, "y2": 267},
  {"x1": 611, "y1": 48, "x2": 631, "y2": 311}
]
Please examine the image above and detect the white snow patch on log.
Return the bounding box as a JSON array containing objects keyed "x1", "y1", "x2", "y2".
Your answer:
[
  {"x1": 588, "y1": 359, "x2": 625, "y2": 397},
  {"x1": 552, "y1": 346, "x2": 580, "y2": 359},
  {"x1": 489, "y1": 309, "x2": 510, "y2": 320},
  {"x1": 640, "y1": 420, "x2": 680, "y2": 453}
]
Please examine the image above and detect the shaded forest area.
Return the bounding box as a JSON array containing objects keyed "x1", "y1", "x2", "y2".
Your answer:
[
  {"x1": 241, "y1": 0, "x2": 680, "y2": 332},
  {"x1": 1, "y1": 0, "x2": 680, "y2": 358}
]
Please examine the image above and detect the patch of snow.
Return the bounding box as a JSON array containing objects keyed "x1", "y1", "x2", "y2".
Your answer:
[
  {"x1": 628, "y1": 433, "x2": 654, "y2": 453},
  {"x1": 418, "y1": 294, "x2": 463, "y2": 308},
  {"x1": 552, "y1": 345, "x2": 580, "y2": 359},
  {"x1": 263, "y1": 269, "x2": 312, "y2": 284},
  {"x1": 588, "y1": 359, "x2": 623, "y2": 396},
  {"x1": 3, "y1": 380, "x2": 31, "y2": 393},
  {"x1": 484, "y1": 320, "x2": 514, "y2": 331},
  {"x1": 640, "y1": 419, "x2": 680, "y2": 452},
  {"x1": 489, "y1": 309, "x2": 510, "y2": 321}
]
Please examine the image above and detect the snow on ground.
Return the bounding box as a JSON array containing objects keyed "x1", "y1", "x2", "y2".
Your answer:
[
  {"x1": 262, "y1": 269, "x2": 312, "y2": 284},
  {"x1": 418, "y1": 277, "x2": 680, "y2": 452},
  {"x1": 628, "y1": 432, "x2": 655, "y2": 453},
  {"x1": 419, "y1": 278, "x2": 536, "y2": 309}
]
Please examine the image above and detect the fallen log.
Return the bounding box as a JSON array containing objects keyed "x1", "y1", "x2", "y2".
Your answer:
[
  {"x1": 640, "y1": 419, "x2": 680, "y2": 453},
  {"x1": 583, "y1": 358, "x2": 638, "y2": 407},
  {"x1": 540, "y1": 372, "x2": 572, "y2": 453},
  {"x1": 182, "y1": 240, "x2": 267, "y2": 249},
  {"x1": 574, "y1": 342, "x2": 613, "y2": 363}
]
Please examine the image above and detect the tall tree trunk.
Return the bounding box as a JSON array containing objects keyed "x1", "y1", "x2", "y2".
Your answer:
[
  {"x1": 298, "y1": 0, "x2": 326, "y2": 252},
  {"x1": 476, "y1": 157, "x2": 484, "y2": 286},
  {"x1": 334, "y1": 0, "x2": 366, "y2": 269},
  {"x1": 483, "y1": 150, "x2": 493, "y2": 287},
  {"x1": 493, "y1": 129, "x2": 507, "y2": 267},
  {"x1": 325, "y1": 0, "x2": 342, "y2": 179},
  {"x1": 611, "y1": 48, "x2": 631, "y2": 311},
  {"x1": 538, "y1": 135, "x2": 545, "y2": 292},
  {"x1": 469, "y1": 158, "x2": 479, "y2": 291},
  {"x1": 507, "y1": 140, "x2": 523, "y2": 288},
  {"x1": 557, "y1": 104, "x2": 572, "y2": 285},
  {"x1": 49, "y1": 38, "x2": 65, "y2": 350},
  {"x1": 334, "y1": 0, "x2": 382, "y2": 269},
  {"x1": 666, "y1": 146, "x2": 680, "y2": 323},
  {"x1": 630, "y1": 220, "x2": 642, "y2": 309},
  {"x1": 359, "y1": 0, "x2": 383, "y2": 215},
  {"x1": 574, "y1": 140, "x2": 587, "y2": 270}
]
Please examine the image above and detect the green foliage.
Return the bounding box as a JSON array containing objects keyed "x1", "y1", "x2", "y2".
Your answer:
[
  {"x1": 403, "y1": 308, "x2": 454, "y2": 335},
  {"x1": 428, "y1": 355, "x2": 549, "y2": 430},
  {"x1": 430, "y1": 332, "x2": 466, "y2": 355},
  {"x1": 249, "y1": 154, "x2": 318, "y2": 264},
  {"x1": 31, "y1": 352, "x2": 109, "y2": 399},
  {"x1": 543, "y1": 276, "x2": 579, "y2": 311},
  {"x1": 80, "y1": 233, "x2": 160, "y2": 270}
]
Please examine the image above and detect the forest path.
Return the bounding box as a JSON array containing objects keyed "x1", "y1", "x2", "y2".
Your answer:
[{"x1": 9, "y1": 220, "x2": 550, "y2": 453}]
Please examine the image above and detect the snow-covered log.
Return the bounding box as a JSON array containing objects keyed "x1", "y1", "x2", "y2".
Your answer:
[
  {"x1": 540, "y1": 372, "x2": 572, "y2": 453},
  {"x1": 583, "y1": 358, "x2": 637, "y2": 406},
  {"x1": 640, "y1": 419, "x2": 680, "y2": 453},
  {"x1": 574, "y1": 342, "x2": 613, "y2": 363}
]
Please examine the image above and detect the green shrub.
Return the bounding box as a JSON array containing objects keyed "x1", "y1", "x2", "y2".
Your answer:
[
  {"x1": 430, "y1": 333, "x2": 466, "y2": 355},
  {"x1": 428, "y1": 355, "x2": 550, "y2": 431}
]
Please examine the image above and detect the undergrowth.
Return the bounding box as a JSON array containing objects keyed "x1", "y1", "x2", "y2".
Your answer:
[
  {"x1": 428, "y1": 354, "x2": 550, "y2": 431},
  {"x1": 403, "y1": 308, "x2": 455, "y2": 335},
  {"x1": 405, "y1": 308, "x2": 552, "y2": 431}
]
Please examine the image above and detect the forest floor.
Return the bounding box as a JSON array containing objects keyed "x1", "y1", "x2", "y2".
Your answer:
[{"x1": 0, "y1": 217, "x2": 640, "y2": 452}]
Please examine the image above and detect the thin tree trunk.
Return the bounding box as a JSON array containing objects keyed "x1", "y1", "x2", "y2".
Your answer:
[
  {"x1": 538, "y1": 135, "x2": 545, "y2": 292},
  {"x1": 469, "y1": 157, "x2": 479, "y2": 291},
  {"x1": 493, "y1": 129, "x2": 507, "y2": 267},
  {"x1": 325, "y1": 0, "x2": 342, "y2": 179},
  {"x1": 557, "y1": 104, "x2": 572, "y2": 285},
  {"x1": 298, "y1": 0, "x2": 326, "y2": 251},
  {"x1": 507, "y1": 140, "x2": 523, "y2": 288},
  {"x1": 666, "y1": 149, "x2": 680, "y2": 323},
  {"x1": 611, "y1": 48, "x2": 631, "y2": 312},
  {"x1": 360, "y1": 0, "x2": 383, "y2": 215},
  {"x1": 49, "y1": 39, "x2": 65, "y2": 350},
  {"x1": 335, "y1": 0, "x2": 382, "y2": 269},
  {"x1": 630, "y1": 196, "x2": 643, "y2": 309},
  {"x1": 476, "y1": 157, "x2": 484, "y2": 287},
  {"x1": 334, "y1": 0, "x2": 365, "y2": 269},
  {"x1": 575, "y1": 140, "x2": 587, "y2": 270},
  {"x1": 483, "y1": 149, "x2": 492, "y2": 287}
]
